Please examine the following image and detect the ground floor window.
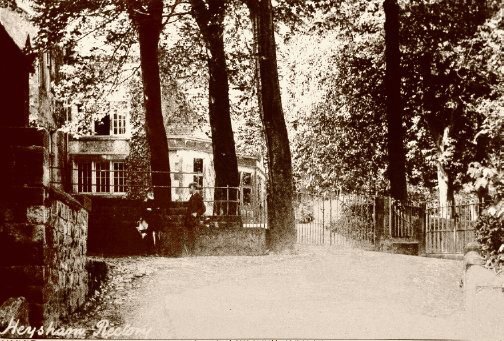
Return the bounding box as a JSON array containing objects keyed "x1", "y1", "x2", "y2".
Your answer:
[
  {"x1": 193, "y1": 158, "x2": 204, "y2": 188},
  {"x1": 75, "y1": 160, "x2": 127, "y2": 194},
  {"x1": 113, "y1": 162, "x2": 127, "y2": 192},
  {"x1": 240, "y1": 172, "x2": 253, "y2": 205},
  {"x1": 95, "y1": 162, "x2": 110, "y2": 193},
  {"x1": 77, "y1": 162, "x2": 92, "y2": 193}
]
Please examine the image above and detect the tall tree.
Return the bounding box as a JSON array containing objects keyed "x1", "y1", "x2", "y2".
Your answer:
[
  {"x1": 34, "y1": 0, "x2": 172, "y2": 205},
  {"x1": 383, "y1": 0, "x2": 407, "y2": 201},
  {"x1": 401, "y1": 0, "x2": 501, "y2": 207},
  {"x1": 190, "y1": 0, "x2": 240, "y2": 214},
  {"x1": 126, "y1": 0, "x2": 171, "y2": 205},
  {"x1": 246, "y1": 0, "x2": 296, "y2": 251}
]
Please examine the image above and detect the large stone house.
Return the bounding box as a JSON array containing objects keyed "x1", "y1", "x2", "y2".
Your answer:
[
  {"x1": 0, "y1": 2, "x2": 91, "y2": 326},
  {"x1": 67, "y1": 89, "x2": 267, "y2": 216}
]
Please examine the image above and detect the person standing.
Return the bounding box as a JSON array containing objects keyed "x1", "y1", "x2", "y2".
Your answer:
[
  {"x1": 140, "y1": 191, "x2": 158, "y2": 252},
  {"x1": 185, "y1": 183, "x2": 206, "y2": 254}
]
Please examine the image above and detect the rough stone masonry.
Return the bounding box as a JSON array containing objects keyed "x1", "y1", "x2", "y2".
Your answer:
[
  {"x1": 0, "y1": 190, "x2": 89, "y2": 326},
  {"x1": 0, "y1": 127, "x2": 89, "y2": 326}
]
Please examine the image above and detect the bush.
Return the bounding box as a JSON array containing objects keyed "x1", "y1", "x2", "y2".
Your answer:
[
  {"x1": 475, "y1": 203, "x2": 504, "y2": 269},
  {"x1": 296, "y1": 202, "x2": 314, "y2": 223},
  {"x1": 329, "y1": 202, "x2": 374, "y2": 241}
]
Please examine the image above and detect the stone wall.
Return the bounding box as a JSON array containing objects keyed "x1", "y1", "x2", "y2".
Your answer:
[
  {"x1": 44, "y1": 197, "x2": 88, "y2": 322},
  {"x1": 83, "y1": 197, "x2": 145, "y2": 255},
  {"x1": 194, "y1": 227, "x2": 266, "y2": 256},
  {"x1": 0, "y1": 127, "x2": 89, "y2": 326},
  {"x1": 0, "y1": 190, "x2": 88, "y2": 325},
  {"x1": 462, "y1": 243, "x2": 504, "y2": 339},
  {"x1": 85, "y1": 196, "x2": 267, "y2": 256}
]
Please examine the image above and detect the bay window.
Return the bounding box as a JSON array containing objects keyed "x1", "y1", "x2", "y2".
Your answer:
[{"x1": 75, "y1": 160, "x2": 127, "y2": 194}]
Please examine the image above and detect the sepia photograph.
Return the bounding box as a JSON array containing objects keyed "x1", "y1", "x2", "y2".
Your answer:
[{"x1": 0, "y1": 0, "x2": 503, "y2": 339}]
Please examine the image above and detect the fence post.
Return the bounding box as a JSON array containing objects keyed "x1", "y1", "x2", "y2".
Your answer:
[
  {"x1": 374, "y1": 196, "x2": 385, "y2": 249},
  {"x1": 322, "y1": 193, "x2": 325, "y2": 245},
  {"x1": 226, "y1": 185, "x2": 229, "y2": 215},
  {"x1": 416, "y1": 203, "x2": 426, "y2": 256}
]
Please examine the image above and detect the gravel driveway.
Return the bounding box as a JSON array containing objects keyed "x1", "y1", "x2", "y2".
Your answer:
[{"x1": 66, "y1": 245, "x2": 468, "y2": 339}]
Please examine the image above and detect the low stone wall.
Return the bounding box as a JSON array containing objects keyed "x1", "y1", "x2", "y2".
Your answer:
[
  {"x1": 463, "y1": 244, "x2": 504, "y2": 339},
  {"x1": 85, "y1": 197, "x2": 265, "y2": 257},
  {"x1": 194, "y1": 227, "x2": 266, "y2": 256},
  {"x1": 83, "y1": 197, "x2": 154, "y2": 255},
  {"x1": 0, "y1": 189, "x2": 88, "y2": 325},
  {"x1": 379, "y1": 239, "x2": 419, "y2": 256}
]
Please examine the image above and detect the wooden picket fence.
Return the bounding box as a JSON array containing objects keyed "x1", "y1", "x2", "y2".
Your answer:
[
  {"x1": 389, "y1": 198, "x2": 482, "y2": 256},
  {"x1": 425, "y1": 201, "x2": 482, "y2": 255}
]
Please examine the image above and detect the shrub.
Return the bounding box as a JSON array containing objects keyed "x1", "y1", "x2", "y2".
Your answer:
[
  {"x1": 296, "y1": 202, "x2": 314, "y2": 223},
  {"x1": 475, "y1": 202, "x2": 504, "y2": 269}
]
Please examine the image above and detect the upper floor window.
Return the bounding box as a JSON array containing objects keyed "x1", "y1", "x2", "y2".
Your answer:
[
  {"x1": 94, "y1": 115, "x2": 110, "y2": 135},
  {"x1": 112, "y1": 111, "x2": 126, "y2": 135},
  {"x1": 93, "y1": 101, "x2": 129, "y2": 136}
]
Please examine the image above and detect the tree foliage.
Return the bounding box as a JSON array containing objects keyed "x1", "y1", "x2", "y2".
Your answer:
[
  {"x1": 281, "y1": 0, "x2": 388, "y2": 194},
  {"x1": 282, "y1": 0, "x2": 503, "y2": 204}
]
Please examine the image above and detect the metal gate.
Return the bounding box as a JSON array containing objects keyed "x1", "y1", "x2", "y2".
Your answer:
[
  {"x1": 389, "y1": 199, "x2": 424, "y2": 238},
  {"x1": 295, "y1": 192, "x2": 376, "y2": 249}
]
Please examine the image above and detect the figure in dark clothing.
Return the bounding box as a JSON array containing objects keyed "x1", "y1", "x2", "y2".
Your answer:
[
  {"x1": 185, "y1": 182, "x2": 205, "y2": 254},
  {"x1": 133, "y1": 219, "x2": 151, "y2": 255},
  {"x1": 138, "y1": 191, "x2": 158, "y2": 253}
]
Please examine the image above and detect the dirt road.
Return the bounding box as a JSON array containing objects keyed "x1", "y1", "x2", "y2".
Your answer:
[{"x1": 70, "y1": 246, "x2": 469, "y2": 339}]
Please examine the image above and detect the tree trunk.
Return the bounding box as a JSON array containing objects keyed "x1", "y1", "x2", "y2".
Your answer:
[
  {"x1": 129, "y1": 0, "x2": 171, "y2": 205},
  {"x1": 384, "y1": 0, "x2": 408, "y2": 201},
  {"x1": 420, "y1": 54, "x2": 455, "y2": 216},
  {"x1": 436, "y1": 127, "x2": 455, "y2": 217},
  {"x1": 247, "y1": 0, "x2": 296, "y2": 252},
  {"x1": 437, "y1": 161, "x2": 454, "y2": 217},
  {"x1": 190, "y1": 0, "x2": 240, "y2": 215}
]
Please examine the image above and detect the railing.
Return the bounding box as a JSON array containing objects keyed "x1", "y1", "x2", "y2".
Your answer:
[
  {"x1": 387, "y1": 198, "x2": 483, "y2": 255},
  {"x1": 389, "y1": 199, "x2": 424, "y2": 238},
  {"x1": 294, "y1": 192, "x2": 327, "y2": 245},
  {"x1": 294, "y1": 193, "x2": 484, "y2": 256},
  {"x1": 332, "y1": 193, "x2": 375, "y2": 248},
  {"x1": 50, "y1": 167, "x2": 268, "y2": 227}
]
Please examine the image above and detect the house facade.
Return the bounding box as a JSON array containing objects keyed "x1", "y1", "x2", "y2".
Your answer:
[{"x1": 67, "y1": 94, "x2": 267, "y2": 212}]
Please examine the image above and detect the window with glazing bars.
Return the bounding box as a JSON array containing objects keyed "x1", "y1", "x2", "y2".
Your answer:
[
  {"x1": 241, "y1": 172, "x2": 253, "y2": 205},
  {"x1": 95, "y1": 162, "x2": 110, "y2": 192},
  {"x1": 193, "y1": 158, "x2": 204, "y2": 188},
  {"x1": 113, "y1": 162, "x2": 127, "y2": 192},
  {"x1": 77, "y1": 162, "x2": 92, "y2": 193},
  {"x1": 112, "y1": 111, "x2": 126, "y2": 135}
]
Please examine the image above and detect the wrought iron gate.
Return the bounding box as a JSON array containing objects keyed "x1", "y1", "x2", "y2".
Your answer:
[{"x1": 295, "y1": 192, "x2": 376, "y2": 249}]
